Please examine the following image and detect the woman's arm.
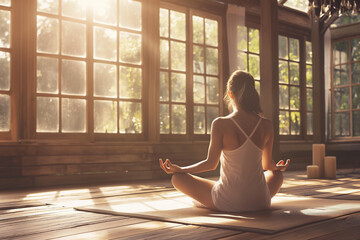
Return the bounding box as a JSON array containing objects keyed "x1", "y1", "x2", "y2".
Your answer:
[
  {"x1": 160, "y1": 118, "x2": 223, "y2": 174},
  {"x1": 261, "y1": 119, "x2": 290, "y2": 171}
]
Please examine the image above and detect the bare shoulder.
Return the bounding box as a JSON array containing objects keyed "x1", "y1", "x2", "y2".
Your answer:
[
  {"x1": 260, "y1": 117, "x2": 274, "y2": 134},
  {"x1": 211, "y1": 116, "x2": 231, "y2": 131}
]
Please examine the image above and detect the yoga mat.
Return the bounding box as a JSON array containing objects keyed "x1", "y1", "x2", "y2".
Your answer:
[{"x1": 75, "y1": 191, "x2": 360, "y2": 234}]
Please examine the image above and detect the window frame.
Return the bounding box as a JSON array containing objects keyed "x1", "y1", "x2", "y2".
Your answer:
[
  {"x1": 278, "y1": 33, "x2": 313, "y2": 140},
  {"x1": 0, "y1": 1, "x2": 17, "y2": 140},
  {"x1": 33, "y1": 0, "x2": 146, "y2": 141},
  {"x1": 330, "y1": 35, "x2": 360, "y2": 140},
  {"x1": 159, "y1": 3, "x2": 223, "y2": 142}
]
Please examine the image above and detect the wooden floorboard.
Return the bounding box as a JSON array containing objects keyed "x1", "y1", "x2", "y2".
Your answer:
[{"x1": 0, "y1": 169, "x2": 359, "y2": 239}]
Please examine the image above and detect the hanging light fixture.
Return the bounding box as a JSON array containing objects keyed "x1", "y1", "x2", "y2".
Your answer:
[{"x1": 309, "y1": 0, "x2": 360, "y2": 18}]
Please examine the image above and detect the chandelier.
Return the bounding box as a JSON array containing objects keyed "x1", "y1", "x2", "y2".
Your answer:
[{"x1": 309, "y1": 0, "x2": 360, "y2": 18}]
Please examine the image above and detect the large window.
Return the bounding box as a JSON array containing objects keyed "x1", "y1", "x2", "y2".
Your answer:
[
  {"x1": 278, "y1": 35, "x2": 312, "y2": 138},
  {"x1": 36, "y1": 0, "x2": 143, "y2": 136},
  {"x1": 0, "y1": 0, "x2": 11, "y2": 137},
  {"x1": 0, "y1": 0, "x2": 223, "y2": 142},
  {"x1": 331, "y1": 37, "x2": 360, "y2": 138},
  {"x1": 159, "y1": 6, "x2": 221, "y2": 137}
]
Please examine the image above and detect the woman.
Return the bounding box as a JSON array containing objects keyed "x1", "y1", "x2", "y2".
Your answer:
[{"x1": 159, "y1": 70, "x2": 290, "y2": 212}]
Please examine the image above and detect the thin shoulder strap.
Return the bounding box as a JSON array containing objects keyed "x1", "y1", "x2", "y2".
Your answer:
[
  {"x1": 229, "y1": 118, "x2": 249, "y2": 138},
  {"x1": 248, "y1": 117, "x2": 262, "y2": 138}
]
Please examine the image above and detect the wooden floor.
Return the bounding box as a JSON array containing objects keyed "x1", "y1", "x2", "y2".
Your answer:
[{"x1": 1, "y1": 169, "x2": 360, "y2": 239}]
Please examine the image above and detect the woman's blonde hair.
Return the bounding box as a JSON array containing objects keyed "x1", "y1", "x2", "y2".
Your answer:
[{"x1": 224, "y1": 70, "x2": 262, "y2": 114}]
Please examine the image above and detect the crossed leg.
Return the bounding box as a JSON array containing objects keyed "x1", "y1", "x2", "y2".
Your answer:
[
  {"x1": 171, "y1": 173, "x2": 217, "y2": 210},
  {"x1": 264, "y1": 170, "x2": 284, "y2": 198}
]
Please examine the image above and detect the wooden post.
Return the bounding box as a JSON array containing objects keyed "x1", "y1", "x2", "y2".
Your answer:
[
  {"x1": 260, "y1": 0, "x2": 279, "y2": 160},
  {"x1": 311, "y1": 10, "x2": 325, "y2": 143},
  {"x1": 143, "y1": 0, "x2": 160, "y2": 142}
]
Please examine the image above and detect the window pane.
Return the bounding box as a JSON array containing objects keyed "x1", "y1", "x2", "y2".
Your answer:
[
  {"x1": 306, "y1": 41, "x2": 312, "y2": 63},
  {"x1": 289, "y1": 38, "x2": 299, "y2": 61},
  {"x1": 279, "y1": 85, "x2": 289, "y2": 109},
  {"x1": 0, "y1": 94, "x2": 9, "y2": 131},
  {"x1": 279, "y1": 60, "x2": 288, "y2": 84},
  {"x1": 205, "y1": 18, "x2": 218, "y2": 47},
  {"x1": 207, "y1": 76, "x2": 219, "y2": 104},
  {"x1": 307, "y1": 88, "x2": 313, "y2": 111},
  {"x1": 93, "y1": 0, "x2": 116, "y2": 26},
  {"x1": 279, "y1": 111, "x2": 289, "y2": 135},
  {"x1": 159, "y1": 8, "x2": 169, "y2": 38},
  {"x1": 171, "y1": 104, "x2": 186, "y2": 134},
  {"x1": 171, "y1": 41, "x2": 186, "y2": 71},
  {"x1": 0, "y1": 10, "x2": 10, "y2": 48},
  {"x1": 193, "y1": 16, "x2": 204, "y2": 44},
  {"x1": 119, "y1": 66, "x2": 142, "y2": 99},
  {"x1": 334, "y1": 112, "x2": 350, "y2": 137},
  {"x1": 62, "y1": 98, "x2": 86, "y2": 133},
  {"x1": 290, "y1": 111, "x2": 300, "y2": 135},
  {"x1": 278, "y1": 36, "x2": 288, "y2": 59},
  {"x1": 237, "y1": 26, "x2": 247, "y2": 51},
  {"x1": 62, "y1": 0, "x2": 86, "y2": 19},
  {"x1": 306, "y1": 65, "x2": 312, "y2": 87},
  {"x1": 352, "y1": 62, "x2": 360, "y2": 84},
  {"x1": 193, "y1": 75, "x2": 205, "y2": 104},
  {"x1": 237, "y1": 51, "x2": 247, "y2": 71},
  {"x1": 160, "y1": 71, "x2": 169, "y2": 101},
  {"x1": 290, "y1": 62, "x2": 299, "y2": 85},
  {"x1": 194, "y1": 106, "x2": 205, "y2": 134},
  {"x1": 171, "y1": 73, "x2": 186, "y2": 102},
  {"x1": 119, "y1": 31, "x2": 141, "y2": 64},
  {"x1": 62, "y1": 21, "x2": 86, "y2": 57},
  {"x1": 37, "y1": 97, "x2": 59, "y2": 132},
  {"x1": 94, "y1": 100, "x2": 117, "y2": 133},
  {"x1": 37, "y1": 56, "x2": 58, "y2": 94},
  {"x1": 37, "y1": 16, "x2": 59, "y2": 54},
  {"x1": 0, "y1": 0, "x2": 10, "y2": 6},
  {"x1": 37, "y1": 0, "x2": 59, "y2": 14},
  {"x1": 0, "y1": 51, "x2": 10, "y2": 90},
  {"x1": 307, "y1": 112, "x2": 313, "y2": 135},
  {"x1": 119, "y1": 0, "x2": 141, "y2": 30},
  {"x1": 353, "y1": 111, "x2": 360, "y2": 136},
  {"x1": 248, "y1": 28, "x2": 259, "y2": 53},
  {"x1": 334, "y1": 64, "x2": 349, "y2": 86},
  {"x1": 160, "y1": 40, "x2": 169, "y2": 69},
  {"x1": 333, "y1": 41, "x2": 349, "y2": 65},
  {"x1": 193, "y1": 45, "x2": 204, "y2": 74},
  {"x1": 61, "y1": 59, "x2": 86, "y2": 95},
  {"x1": 248, "y1": 54, "x2": 260, "y2": 79},
  {"x1": 170, "y1": 11, "x2": 185, "y2": 41},
  {"x1": 206, "y1": 47, "x2": 218, "y2": 75},
  {"x1": 94, "y1": 63, "x2": 116, "y2": 98},
  {"x1": 119, "y1": 101, "x2": 142, "y2": 134},
  {"x1": 352, "y1": 85, "x2": 360, "y2": 109},
  {"x1": 351, "y1": 38, "x2": 360, "y2": 61},
  {"x1": 334, "y1": 87, "x2": 350, "y2": 110},
  {"x1": 255, "y1": 80, "x2": 260, "y2": 94},
  {"x1": 160, "y1": 104, "x2": 169, "y2": 134},
  {"x1": 207, "y1": 106, "x2": 218, "y2": 134},
  {"x1": 290, "y1": 87, "x2": 300, "y2": 110},
  {"x1": 94, "y1": 27, "x2": 116, "y2": 61}
]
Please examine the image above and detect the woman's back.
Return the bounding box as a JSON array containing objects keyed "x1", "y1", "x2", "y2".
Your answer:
[
  {"x1": 211, "y1": 113, "x2": 271, "y2": 212},
  {"x1": 221, "y1": 113, "x2": 271, "y2": 152}
]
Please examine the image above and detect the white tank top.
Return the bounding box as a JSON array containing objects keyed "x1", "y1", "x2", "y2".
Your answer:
[{"x1": 211, "y1": 117, "x2": 271, "y2": 212}]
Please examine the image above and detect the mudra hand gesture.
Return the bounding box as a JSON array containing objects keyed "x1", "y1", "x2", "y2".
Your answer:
[
  {"x1": 276, "y1": 159, "x2": 290, "y2": 172},
  {"x1": 159, "y1": 158, "x2": 182, "y2": 174}
]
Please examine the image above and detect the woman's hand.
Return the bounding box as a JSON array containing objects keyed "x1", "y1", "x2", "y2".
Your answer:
[
  {"x1": 276, "y1": 159, "x2": 290, "y2": 172},
  {"x1": 159, "y1": 158, "x2": 182, "y2": 174}
]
